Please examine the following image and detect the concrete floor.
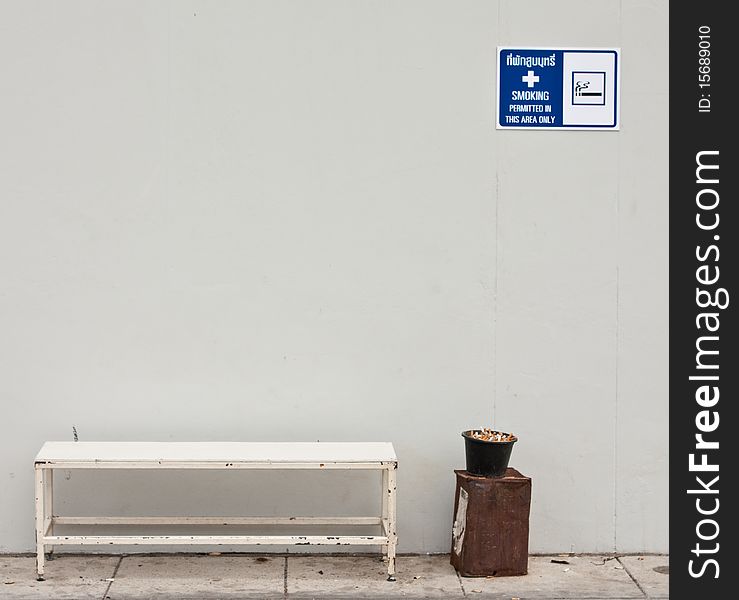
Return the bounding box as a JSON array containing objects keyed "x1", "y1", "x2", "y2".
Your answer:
[{"x1": 0, "y1": 554, "x2": 668, "y2": 600}]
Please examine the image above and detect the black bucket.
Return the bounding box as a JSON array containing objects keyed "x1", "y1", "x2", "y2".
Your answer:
[{"x1": 462, "y1": 430, "x2": 517, "y2": 477}]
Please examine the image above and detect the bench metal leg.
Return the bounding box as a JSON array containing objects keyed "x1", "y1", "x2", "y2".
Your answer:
[
  {"x1": 44, "y1": 469, "x2": 53, "y2": 559},
  {"x1": 34, "y1": 466, "x2": 45, "y2": 580},
  {"x1": 386, "y1": 464, "x2": 397, "y2": 581},
  {"x1": 381, "y1": 467, "x2": 389, "y2": 560}
]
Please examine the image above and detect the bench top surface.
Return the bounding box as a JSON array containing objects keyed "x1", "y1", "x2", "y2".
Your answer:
[{"x1": 35, "y1": 441, "x2": 397, "y2": 464}]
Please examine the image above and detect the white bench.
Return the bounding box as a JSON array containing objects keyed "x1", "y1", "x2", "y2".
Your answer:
[{"x1": 34, "y1": 441, "x2": 398, "y2": 579}]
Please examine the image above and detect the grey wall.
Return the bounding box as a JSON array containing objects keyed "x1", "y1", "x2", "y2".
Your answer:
[{"x1": 0, "y1": 0, "x2": 667, "y2": 553}]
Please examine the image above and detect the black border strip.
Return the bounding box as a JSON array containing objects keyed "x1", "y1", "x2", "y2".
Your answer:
[{"x1": 670, "y1": 4, "x2": 735, "y2": 597}]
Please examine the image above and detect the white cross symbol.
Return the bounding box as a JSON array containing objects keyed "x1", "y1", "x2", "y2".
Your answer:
[{"x1": 522, "y1": 70, "x2": 539, "y2": 88}]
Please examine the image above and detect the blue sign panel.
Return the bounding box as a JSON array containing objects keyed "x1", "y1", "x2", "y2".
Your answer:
[{"x1": 497, "y1": 48, "x2": 620, "y2": 130}]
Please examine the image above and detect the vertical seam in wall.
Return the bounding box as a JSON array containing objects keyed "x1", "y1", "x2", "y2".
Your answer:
[
  {"x1": 493, "y1": 0, "x2": 503, "y2": 427},
  {"x1": 166, "y1": 0, "x2": 171, "y2": 206},
  {"x1": 493, "y1": 175, "x2": 500, "y2": 426},
  {"x1": 614, "y1": 0, "x2": 624, "y2": 554}
]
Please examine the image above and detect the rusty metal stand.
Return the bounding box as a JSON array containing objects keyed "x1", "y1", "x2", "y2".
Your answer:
[{"x1": 450, "y1": 468, "x2": 531, "y2": 577}]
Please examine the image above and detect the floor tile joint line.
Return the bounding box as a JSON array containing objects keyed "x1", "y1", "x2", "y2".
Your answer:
[
  {"x1": 101, "y1": 555, "x2": 123, "y2": 600},
  {"x1": 616, "y1": 556, "x2": 649, "y2": 599},
  {"x1": 283, "y1": 554, "x2": 288, "y2": 598},
  {"x1": 455, "y1": 568, "x2": 467, "y2": 596}
]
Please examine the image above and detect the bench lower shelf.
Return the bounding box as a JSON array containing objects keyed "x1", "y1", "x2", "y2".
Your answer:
[
  {"x1": 51, "y1": 516, "x2": 384, "y2": 526},
  {"x1": 44, "y1": 534, "x2": 389, "y2": 545},
  {"x1": 44, "y1": 516, "x2": 390, "y2": 546}
]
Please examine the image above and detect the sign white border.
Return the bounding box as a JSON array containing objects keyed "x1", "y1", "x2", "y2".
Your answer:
[{"x1": 496, "y1": 46, "x2": 621, "y2": 131}]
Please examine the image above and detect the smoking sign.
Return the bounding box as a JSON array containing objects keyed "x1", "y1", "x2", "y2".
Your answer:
[{"x1": 497, "y1": 48, "x2": 620, "y2": 130}]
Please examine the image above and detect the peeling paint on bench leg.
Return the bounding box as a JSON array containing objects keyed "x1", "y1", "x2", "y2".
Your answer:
[
  {"x1": 386, "y1": 464, "x2": 398, "y2": 581},
  {"x1": 34, "y1": 466, "x2": 45, "y2": 580},
  {"x1": 381, "y1": 467, "x2": 390, "y2": 561}
]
